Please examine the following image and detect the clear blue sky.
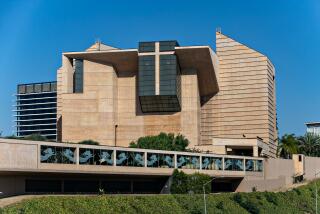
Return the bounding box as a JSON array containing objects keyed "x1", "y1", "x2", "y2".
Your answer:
[{"x1": 0, "y1": 0, "x2": 319, "y2": 137}]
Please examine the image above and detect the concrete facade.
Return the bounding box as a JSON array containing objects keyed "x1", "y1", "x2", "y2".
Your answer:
[
  {"x1": 0, "y1": 139, "x2": 264, "y2": 196},
  {"x1": 1, "y1": 139, "x2": 319, "y2": 196},
  {"x1": 200, "y1": 32, "x2": 277, "y2": 157},
  {"x1": 56, "y1": 32, "x2": 277, "y2": 157}
]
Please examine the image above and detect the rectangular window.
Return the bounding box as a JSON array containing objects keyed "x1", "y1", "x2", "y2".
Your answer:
[
  {"x1": 159, "y1": 41, "x2": 178, "y2": 52},
  {"x1": 139, "y1": 42, "x2": 155, "y2": 53},
  {"x1": 73, "y1": 59, "x2": 84, "y2": 93},
  {"x1": 18, "y1": 85, "x2": 26, "y2": 94}
]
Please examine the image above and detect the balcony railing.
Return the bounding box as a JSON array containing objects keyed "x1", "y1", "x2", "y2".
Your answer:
[{"x1": 40, "y1": 144, "x2": 264, "y2": 173}]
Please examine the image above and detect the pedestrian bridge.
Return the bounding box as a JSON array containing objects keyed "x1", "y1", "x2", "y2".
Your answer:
[{"x1": 0, "y1": 139, "x2": 264, "y2": 178}]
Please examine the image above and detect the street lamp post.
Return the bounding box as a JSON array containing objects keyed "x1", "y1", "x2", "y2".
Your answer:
[
  {"x1": 316, "y1": 171, "x2": 320, "y2": 214},
  {"x1": 203, "y1": 177, "x2": 220, "y2": 214}
]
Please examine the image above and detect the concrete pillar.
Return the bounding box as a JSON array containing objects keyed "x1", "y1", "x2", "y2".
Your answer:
[
  {"x1": 253, "y1": 146, "x2": 259, "y2": 157},
  {"x1": 75, "y1": 147, "x2": 79, "y2": 165},
  {"x1": 113, "y1": 149, "x2": 116, "y2": 166},
  {"x1": 174, "y1": 154, "x2": 177, "y2": 168},
  {"x1": 144, "y1": 152, "x2": 147, "y2": 168}
]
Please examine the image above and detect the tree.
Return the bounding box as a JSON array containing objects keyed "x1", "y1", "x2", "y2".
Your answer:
[
  {"x1": 170, "y1": 169, "x2": 211, "y2": 194},
  {"x1": 298, "y1": 133, "x2": 320, "y2": 157},
  {"x1": 129, "y1": 132, "x2": 189, "y2": 151},
  {"x1": 277, "y1": 134, "x2": 299, "y2": 159}
]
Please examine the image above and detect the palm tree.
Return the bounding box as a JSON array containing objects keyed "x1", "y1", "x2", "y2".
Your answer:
[
  {"x1": 277, "y1": 134, "x2": 299, "y2": 159},
  {"x1": 298, "y1": 133, "x2": 320, "y2": 157}
]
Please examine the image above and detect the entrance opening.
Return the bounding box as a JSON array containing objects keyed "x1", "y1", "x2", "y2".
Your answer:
[
  {"x1": 25, "y1": 179, "x2": 62, "y2": 193},
  {"x1": 24, "y1": 175, "x2": 168, "y2": 194},
  {"x1": 64, "y1": 180, "x2": 100, "y2": 193},
  {"x1": 212, "y1": 178, "x2": 242, "y2": 193}
]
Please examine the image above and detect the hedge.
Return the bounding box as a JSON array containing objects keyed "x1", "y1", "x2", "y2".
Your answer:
[{"x1": 2, "y1": 180, "x2": 320, "y2": 214}]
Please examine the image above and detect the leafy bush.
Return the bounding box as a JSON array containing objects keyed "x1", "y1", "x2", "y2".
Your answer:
[
  {"x1": 5, "y1": 134, "x2": 49, "y2": 142},
  {"x1": 171, "y1": 169, "x2": 211, "y2": 194},
  {"x1": 233, "y1": 193, "x2": 260, "y2": 214},
  {"x1": 3, "y1": 179, "x2": 320, "y2": 214},
  {"x1": 129, "y1": 132, "x2": 189, "y2": 151},
  {"x1": 78, "y1": 140, "x2": 100, "y2": 145},
  {"x1": 264, "y1": 192, "x2": 278, "y2": 205}
]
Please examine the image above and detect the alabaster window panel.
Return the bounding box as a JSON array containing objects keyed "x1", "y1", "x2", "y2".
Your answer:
[
  {"x1": 146, "y1": 153, "x2": 174, "y2": 168},
  {"x1": 79, "y1": 148, "x2": 113, "y2": 165},
  {"x1": 202, "y1": 157, "x2": 223, "y2": 170},
  {"x1": 40, "y1": 145, "x2": 76, "y2": 164},
  {"x1": 116, "y1": 151, "x2": 145, "y2": 167},
  {"x1": 176, "y1": 155, "x2": 200, "y2": 169},
  {"x1": 224, "y1": 158, "x2": 244, "y2": 171}
]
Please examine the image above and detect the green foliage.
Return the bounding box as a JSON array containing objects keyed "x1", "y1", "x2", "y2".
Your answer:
[
  {"x1": 277, "y1": 134, "x2": 299, "y2": 159},
  {"x1": 3, "y1": 179, "x2": 320, "y2": 214},
  {"x1": 298, "y1": 133, "x2": 320, "y2": 157},
  {"x1": 277, "y1": 133, "x2": 320, "y2": 158},
  {"x1": 233, "y1": 193, "x2": 260, "y2": 214},
  {"x1": 171, "y1": 169, "x2": 211, "y2": 194},
  {"x1": 129, "y1": 132, "x2": 189, "y2": 151},
  {"x1": 78, "y1": 140, "x2": 100, "y2": 145},
  {"x1": 4, "y1": 134, "x2": 49, "y2": 142}
]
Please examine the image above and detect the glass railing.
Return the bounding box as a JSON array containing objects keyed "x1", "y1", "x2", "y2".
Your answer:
[
  {"x1": 245, "y1": 159, "x2": 263, "y2": 172},
  {"x1": 40, "y1": 145, "x2": 76, "y2": 164},
  {"x1": 224, "y1": 158, "x2": 244, "y2": 171},
  {"x1": 177, "y1": 155, "x2": 200, "y2": 169},
  {"x1": 79, "y1": 148, "x2": 113, "y2": 165},
  {"x1": 202, "y1": 157, "x2": 222, "y2": 170},
  {"x1": 39, "y1": 145, "x2": 263, "y2": 172},
  {"x1": 147, "y1": 153, "x2": 174, "y2": 168},
  {"x1": 116, "y1": 151, "x2": 145, "y2": 167}
]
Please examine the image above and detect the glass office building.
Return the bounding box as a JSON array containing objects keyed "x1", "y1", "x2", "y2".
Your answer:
[{"x1": 14, "y1": 82, "x2": 57, "y2": 140}]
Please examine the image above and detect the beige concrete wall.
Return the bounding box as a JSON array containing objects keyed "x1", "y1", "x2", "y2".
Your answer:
[
  {"x1": 237, "y1": 158, "x2": 295, "y2": 192},
  {"x1": 200, "y1": 32, "x2": 277, "y2": 157},
  {"x1": 304, "y1": 156, "x2": 320, "y2": 180},
  {"x1": 58, "y1": 55, "x2": 201, "y2": 147},
  {"x1": 116, "y1": 67, "x2": 201, "y2": 147},
  {"x1": 264, "y1": 158, "x2": 294, "y2": 184},
  {"x1": 0, "y1": 142, "x2": 38, "y2": 169},
  {"x1": 60, "y1": 60, "x2": 118, "y2": 145},
  {"x1": 237, "y1": 177, "x2": 286, "y2": 192}
]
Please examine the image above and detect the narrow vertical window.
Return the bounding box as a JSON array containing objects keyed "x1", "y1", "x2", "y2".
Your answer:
[{"x1": 73, "y1": 59, "x2": 83, "y2": 93}]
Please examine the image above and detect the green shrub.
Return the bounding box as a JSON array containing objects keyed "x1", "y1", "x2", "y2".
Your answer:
[
  {"x1": 216, "y1": 201, "x2": 225, "y2": 210},
  {"x1": 233, "y1": 193, "x2": 260, "y2": 214},
  {"x1": 23, "y1": 134, "x2": 49, "y2": 141},
  {"x1": 78, "y1": 140, "x2": 100, "y2": 145},
  {"x1": 5, "y1": 134, "x2": 49, "y2": 141},
  {"x1": 171, "y1": 169, "x2": 211, "y2": 194},
  {"x1": 129, "y1": 132, "x2": 189, "y2": 151},
  {"x1": 4, "y1": 134, "x2": 50, "y2": 141},
  {"x1": 3, "y1": 179, "x2": 320, "y2": 214},
  {"x1": 264, "y1": 192, "x2": 278, "y2": 205}
]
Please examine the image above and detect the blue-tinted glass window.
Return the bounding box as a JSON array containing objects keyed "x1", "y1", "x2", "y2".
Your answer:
[{"x1": 73, "y1": 59, "x2": 84, "y2": 93}]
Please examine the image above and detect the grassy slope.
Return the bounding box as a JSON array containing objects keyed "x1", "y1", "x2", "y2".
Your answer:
[{"x1": 1, "y1": 180, "x2": 320, "y2": 214}]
